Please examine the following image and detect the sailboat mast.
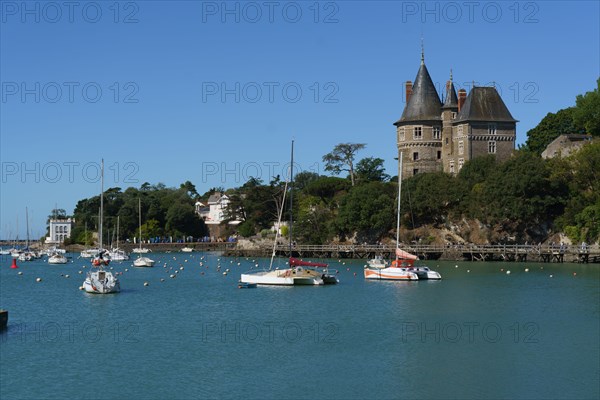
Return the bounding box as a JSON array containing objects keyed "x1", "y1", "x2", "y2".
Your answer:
[
  {"x1": 288, "y1": 139, "x2": 294, "y2": 252},
  {"x1": 138, "y1": 198, "x2": 142, "y2": 252},
  {"x1": 99, "y1": 159, "x2": 104, "y2": 250},
  {"x1": 25, "y1": 207, "x2": 29, "y2": 248},
  {"x1": 396, "y1": 152, "x2": 403, "y2": 263}
]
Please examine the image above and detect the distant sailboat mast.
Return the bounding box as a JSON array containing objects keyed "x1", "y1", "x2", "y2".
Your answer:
[
  {"x1": 289, "y1": 139, "x2": 294, "y2": 253},
  {"x1": 99, "y1": 159, "x2": 104, "y2": 251},
  {"x1": 396, "y1": 152, "x2": 403, "y2": 264}
]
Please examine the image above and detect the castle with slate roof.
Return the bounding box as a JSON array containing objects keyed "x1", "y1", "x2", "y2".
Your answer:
[{"x1": 394, "y1": 50, "x2": 518, "y2": 178}]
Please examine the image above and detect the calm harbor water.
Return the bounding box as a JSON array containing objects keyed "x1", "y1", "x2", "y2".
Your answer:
[{"x1": 1, "y1": 253, "x2": 598, "y2": 400}]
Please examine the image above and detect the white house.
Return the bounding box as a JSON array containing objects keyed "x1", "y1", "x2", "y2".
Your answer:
[
  {"x1": 45, "y1": 218, "x2": 75, "y2": 244},
  {"x1": 196, "y1": 193, "x2": 242, "y2": 225}
]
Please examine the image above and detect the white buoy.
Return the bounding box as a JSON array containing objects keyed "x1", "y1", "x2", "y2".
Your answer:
[
  {"x1": 78, "y1": 271, "x2": 83, "y2": 274},
  {"x1": 36, "y1": 277, "x2": 42, "y2": 282},
  {"x1": 180, "y1": 266, "x2": 184, "y2": 270},
  {"x1": 125, "y1": 268, "x2": 129, "y2": 272},
  {"x1": 65, "y1": 274, "x2": 70, "y2": 278},
  {"x1": 506, "y1": 270, "x2": 511, "y2": 275},
  {"x1": 455, "y1": 265, "x2": 458, "y2": 268},
  {"x1": 223, "y1": 271, "x2": 227, "y2": 275},
  {"x1": 549, "y1": 274, "x2": 553, "y2": 278},
  {"x1": 160, "y1": 278, "x2": 165, "y2": 282},
  {"x1": 170, "y1": 274, "x2": 176, "y2": 278},
  {"x1": 18, "y1": 271, "x2": 23, "y2": 275},
  {"x1": 525, "y1": 268, "x2": 529, "y2": 272},
  {"x1": 467, "y1": 270, "x2": 470, "y2": 273},
  {"x1": 144, "y1": 282, "x2": 149, "y2": 286},
  {"x1": 175, "y1": 270, "x2": 179, "y2": 274}
]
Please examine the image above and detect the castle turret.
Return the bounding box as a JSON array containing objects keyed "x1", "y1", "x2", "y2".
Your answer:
[
  {"x1": 394, "y1": 52, "x2": 442, "y2": 178},
  {"x1": 441, "y1": 71, "x2": 459, "y2": 171}
]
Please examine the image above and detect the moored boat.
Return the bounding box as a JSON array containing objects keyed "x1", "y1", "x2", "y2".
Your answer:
[
  {"x1": 48, "y1": 252, "x2": 68, "y2": 264},
  {"x1": 83, "y1": 160, "x2": 120, "y2": 294}
]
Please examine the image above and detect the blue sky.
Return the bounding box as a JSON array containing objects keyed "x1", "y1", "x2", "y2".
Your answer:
[{"x1": 1, "y1": 0, "x2": 599, "y2": 239}]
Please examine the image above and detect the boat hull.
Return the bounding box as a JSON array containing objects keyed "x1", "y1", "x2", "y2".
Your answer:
[
  {"x1": 364, "y1": 267, "x2": 419, "y2": 281},
  {"x1": 83, "y1": 271, "x2": 120, "y2": 294},
  {"x1": 48, "y1": 256, "x2": 68, "y2": 264},
  {"x1": 133, "y1": 257, "x2": 154, "y2": 267},
  {"x1": 241, "y1": 267, "x2": 325, "y2": 286}
]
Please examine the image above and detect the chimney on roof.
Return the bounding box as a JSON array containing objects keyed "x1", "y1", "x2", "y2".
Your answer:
[
  {"x1": 458, "y1": 89, "x2": 467, "y2": 112},
  {"x1": 405, "y1": 81, "x2": 413, "y2": 103}
]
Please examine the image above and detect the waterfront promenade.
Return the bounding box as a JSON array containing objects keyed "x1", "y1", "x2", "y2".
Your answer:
[{"x1": 2, "y1": 241, "x2": 598, "y2": 263}]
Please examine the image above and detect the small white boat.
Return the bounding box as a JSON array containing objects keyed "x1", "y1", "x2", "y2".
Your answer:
[
  {"x1": 132, "y1": 198, "x2": 154, "y2": 267},
  {"x1": 48, "y1": 252, "x2": 68, "y2": 264},
  {"x1": 364, "y1": 263, "x2": 419, "y2": 281},
  {"x1": 17, "y1": 251, "x2": 34, "y2": 262},
  {"x1": 240, "y1": 141, "x2": 338, "y2": 287},
  {"x1": 109, "y1": 248, "x2": 129, "y2": 261},
  {"x1": 131, "y1": 247, "x2": 150, "y2": 254},
  {"x1": 133, "y1": 256, "x2": 154, "y2": 267},
  {"x1": 83, "y1": 160, "x2": 120, "y2": 295},
  {"x1": 181, "y1": 247, "x2": 193, "y2": 252},
  {"x1": 241, "y1": 266, "x2": 324, "y2": 286},
  {"x1": 367, "y1": 255, "x2": 389, "y2": 268},
  {"x1": 80, "y1": 248, "x2": 103, "y2": 258},
  {"x1": 0, "y1": 248, "x2": 11, "y2": 255},
  {"x1": 84, "y1": 255, "x2": 120, "y2": 293}
]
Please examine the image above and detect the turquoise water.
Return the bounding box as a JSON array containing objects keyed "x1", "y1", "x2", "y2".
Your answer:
[{"x1": 1, "y1": 253, "x2": 599, "y2": 400}]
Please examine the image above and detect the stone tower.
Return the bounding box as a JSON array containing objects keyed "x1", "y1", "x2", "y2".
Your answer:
[{"x1": 393, "y1": 51, "x2": 443, "y2": 178}]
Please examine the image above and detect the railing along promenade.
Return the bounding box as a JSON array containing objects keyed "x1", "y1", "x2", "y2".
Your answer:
[
  {"x1": 258, "y1": 243, "x2": 599, "y2": 263},
  {"x1": 3, "y1": 241, "x2": 598, "y2": 263}
]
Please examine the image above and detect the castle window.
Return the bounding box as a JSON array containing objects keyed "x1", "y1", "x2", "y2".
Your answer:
[
  {"x1": 449, "y1": 161, "x2": 455, "y2": 174},
  {"x1": 413, "y1": 152, "x2": 419, "y2": 161},
  {"x1": 445, "y1": 138, "x2": 449, "y2": 145},
  {"x1": 488, "y1": 141, "x2": 497, "y2": 154},
  {"x1": 437, "y1": 151, "x2": 441, "y2": 160},
  {"x1": 488, "y1": 123, "x2": 497, "y2": 135},
  {"x1": 458, "y1": 158, "x2": 464, "y2": 171},
  {"x1": 413, "y1": 169, "x2": 419, "y2": 176},
  {"x1": 433, "y1": 127, "x2": 441, "y2": 140},
  {"x1": 413, "y1": 126, "x2": 422, "y2": 140},
  {"x1": 458, "y1": 141, "x2": 464, "y2": 155},
  {"x1": 458, "y1": 125, "x2": 463, "y2": 135},
  {"x1": 399, "y1": 127, "x2": 405, "y2": 141},
  {"x1": 452, "y1": 112, "x2": 457, "y2": 119}
]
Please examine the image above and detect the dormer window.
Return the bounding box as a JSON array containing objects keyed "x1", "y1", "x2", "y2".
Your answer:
[
  {"x1": 452, "y1": 112, "x2": 457, "y2": 119},
  {"x1": 488, "y1": 123, "x2": 497, "y2": 135}
]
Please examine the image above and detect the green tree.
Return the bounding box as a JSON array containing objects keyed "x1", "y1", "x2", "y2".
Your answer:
[
  {"x1": 293, "y1": 195, "x2": 333, "y2": 244},
  {"x1": 355, "y1": 157, "x2": 390, "y2": 183},
  {"x1": 336, "y1": 181, "x2": 395, "y2": 242},
  {"x1": 573, "y1": 78, "x2": 600, "y2": 136},
  {"x1": 524, "y1": 108, "x2": 584, "y2": 155},
  {"x1": 482, "y1": 151, "x2": 569, "y2": 241},
  {"x1": 165, "y1": 202, "x2": 207, "y2": 238},
  {"x1": 323, "y1": 143, "x2": 366, "y2": 186}
]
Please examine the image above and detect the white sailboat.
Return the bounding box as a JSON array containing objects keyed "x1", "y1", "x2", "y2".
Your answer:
[
  {"x1": 48, "y1": 252, "x2": 68, "y2": 264},
  {"x1": 83, "y1": 160, "x2": 121, "y2": 294},
  {"x1": 133, "y1": 198, "x2": 154, "y2": 267},
  {"x1": 17, "y1": 207, "x2": 35, "y2": 262},
  {"x1": 109, "y1": 216, "x2": 130, "y2": 261},
  {"x1": 364, "y1": 152, "x2": 419, "y2": 281},
  {"x1": 241, "y1": 140, "x2": 337, "y2": 286}
]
